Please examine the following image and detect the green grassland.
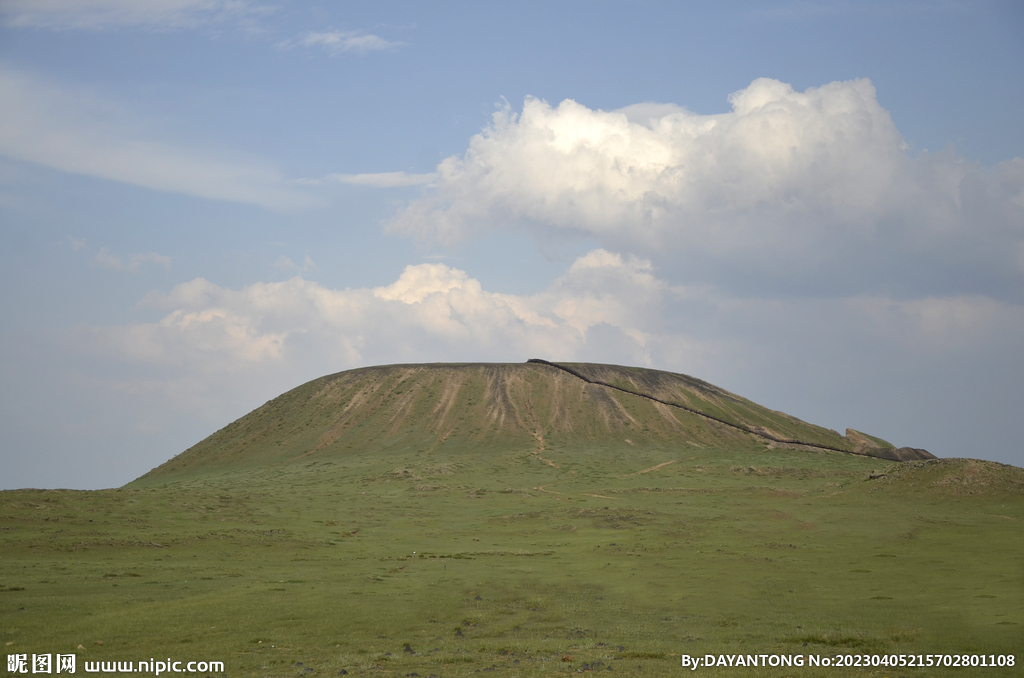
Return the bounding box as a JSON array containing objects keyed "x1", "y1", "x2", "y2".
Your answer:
[{"x1": 2, "y1": 364, "x2": 1021, "y2": 677}]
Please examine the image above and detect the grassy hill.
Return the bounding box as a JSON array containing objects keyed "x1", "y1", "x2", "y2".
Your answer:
[
  {"x1": 133, "y1": 361, "x2": 922, "y2": 484},
  {"x1": 2, "y1": 362, "x2": 1018, "y2": 678}
]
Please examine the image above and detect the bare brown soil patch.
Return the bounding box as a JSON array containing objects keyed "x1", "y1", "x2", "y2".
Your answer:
[{"x1": 631, "y1": 460, "x2": 678, "y2": 475}]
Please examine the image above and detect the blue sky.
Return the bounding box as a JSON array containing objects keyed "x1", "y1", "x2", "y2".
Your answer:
[{"x1": 1, "y1": 0, "x2": 1022, "y2": 489}]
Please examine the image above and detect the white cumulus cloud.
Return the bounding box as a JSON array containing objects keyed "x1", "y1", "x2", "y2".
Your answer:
[
  {"x1": 83, "y1": 250, "x2": 686, "y2": 378},
  {"x1": 387, "y1": 79, "x2": 1024, "y2": 298}
]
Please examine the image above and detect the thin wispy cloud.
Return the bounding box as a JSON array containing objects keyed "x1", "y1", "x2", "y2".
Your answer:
[
  {"x1": 326, "y1": 172, "x2": 437, "y2": 187},
  {"x1": 0, "y1": 0, "x2": 273, "y2": 31},
  {"x1": 94, "y1": 248, "x2": 172, "y2": 272},
  {"x1": 61, "y1": 236, "x2": 88, "y2": 252},
  {"x1": 274, "y1": 254, "x2": 316, "y2": 273},
  {"x1": 0, "y1": 66, "x2": 313, "y2": 209},
  {"x1": 745, "y1": 0, "x2": 973, "y2": 21},
  {"x1": 295, "y1": 30, "x2": 403, "y2": 55},
  {"x1": 291, "y1": 171, "x2": 436, "y2": 188}
]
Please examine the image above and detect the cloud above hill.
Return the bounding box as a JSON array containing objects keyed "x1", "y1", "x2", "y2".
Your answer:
[
  {"x1": 86, "y1": 251, "x2": 668, "y2": 375},
  {"x1": 78, "y1": 249, "x2": 1024, "y2": 415},
  {"x1": 387, "y1": 78, "x2": 1024, "y2": 299}
]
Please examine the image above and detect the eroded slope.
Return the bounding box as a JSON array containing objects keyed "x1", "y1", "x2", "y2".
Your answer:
[{"x1": 135, "y1": 361, "x2": 924, "y2": 482}]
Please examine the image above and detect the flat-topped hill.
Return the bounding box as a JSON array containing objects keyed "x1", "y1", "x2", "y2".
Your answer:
[{"x1": 134, "y1": 361, "x2": 930, "y2": 483}]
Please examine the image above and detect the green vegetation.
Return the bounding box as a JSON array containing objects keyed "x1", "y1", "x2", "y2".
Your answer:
[{"x1": 2, "y1": 363, "x2": 1021, "y2": 677}]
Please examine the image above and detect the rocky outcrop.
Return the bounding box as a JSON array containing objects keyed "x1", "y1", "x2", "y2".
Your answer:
[{"x1": 875, "y1": 447, "x2": 936, "y2": 462}]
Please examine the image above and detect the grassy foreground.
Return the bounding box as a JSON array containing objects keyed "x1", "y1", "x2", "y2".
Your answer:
[{"x1": 2, "y1": 440, "x2": 1021, "y2": 677}]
